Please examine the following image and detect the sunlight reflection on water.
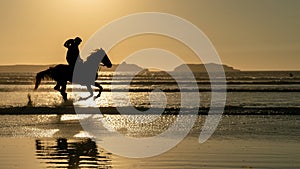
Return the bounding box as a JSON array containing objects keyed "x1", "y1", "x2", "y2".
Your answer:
[{"x1": 0, "y1": 83, "x2": 300, "y2": 108}]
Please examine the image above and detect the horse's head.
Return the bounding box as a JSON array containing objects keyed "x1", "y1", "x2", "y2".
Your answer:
[
  {"x1": 86, "y1": 48, "x2": 112, "y2": 68},
  {"x1": 100, "y1": 48, "x2": 112, "y2": 68}
]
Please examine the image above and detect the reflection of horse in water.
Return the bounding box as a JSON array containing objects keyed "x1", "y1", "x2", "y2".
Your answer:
[
  {"x1": 36, "y1": 138, "x2": 111, "y2": 169},
  {"x1": 34, "y1": 48, "x2": 112, "y2": 101}
]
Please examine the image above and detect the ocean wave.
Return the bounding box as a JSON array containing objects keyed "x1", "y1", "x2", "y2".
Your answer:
[
  {"x1": 1, "y1": 86, "x2": 300, "y2": 92},
  {"x1": 0, "y1": 106, "x2": 299, "y2": 115},
  {"x1": 1, "y1": 78, "x2": 300, "y2": 85},
  {"x1": 1, "y1": 71, "x2": 300, "y2": 85}
]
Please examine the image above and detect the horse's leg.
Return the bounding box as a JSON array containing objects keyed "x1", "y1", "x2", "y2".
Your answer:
[
  {"x1": 78, "y1": 85, "x2": 94, "y2": 101},
  {"x1": 79, "y1": 85, "x2": 94, "y2": 101},
  {"x1": 86, "y1": 85, "x2": 94, "y2": 99},
  {"x1": 94, "y1": 82, "x2": 103, "y2": 98},
  {"x1": 60, "y1": 82, "x2": 68, "y2": 101},
  {"x1": 54, "y1": 82, "x2": 61, "y2": 91}
]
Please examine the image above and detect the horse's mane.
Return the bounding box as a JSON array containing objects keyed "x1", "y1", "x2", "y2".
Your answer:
[
  {"x1": 86, "y1": 48, "x2": 105, "y2": 62},
  {"x1": 80, "y1": 48, "x2": 107, "y2": 75}
]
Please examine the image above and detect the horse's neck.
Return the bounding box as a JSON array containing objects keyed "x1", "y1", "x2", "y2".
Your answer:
[{"x1": 85, "y1": 55, "x2": 103, "y2": 65}]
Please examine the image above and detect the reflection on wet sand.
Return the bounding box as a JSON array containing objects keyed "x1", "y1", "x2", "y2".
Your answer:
[{"x1": 35, "y1": 138, "x2": 112, "y2": 169}]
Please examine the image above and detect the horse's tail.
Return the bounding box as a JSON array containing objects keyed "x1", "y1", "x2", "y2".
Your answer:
[{"x1": 34, "y1": 68, "x2": 53, "y2": 90}]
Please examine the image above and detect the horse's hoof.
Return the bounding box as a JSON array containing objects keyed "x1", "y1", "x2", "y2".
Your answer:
[
  {"x1": 62, "y1": 93, "x2": 67, "y2": 101},
  {"x1": 94, "y1": 95, "x2": 101, "y2": 99},
  {"x1": 95, "y1": 93, "x2": 101, "y2": 98},
  {"x1": 78, "y1": 96, "x2": 92, "y2": 101}
]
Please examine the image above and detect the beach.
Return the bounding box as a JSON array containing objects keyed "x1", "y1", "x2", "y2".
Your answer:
[
  {"x1": 0, "y1": 114, "x2": 299, "y2": 169},
  {"x1": 0, "y1": 71, "x2": 299, "y2": 168}
]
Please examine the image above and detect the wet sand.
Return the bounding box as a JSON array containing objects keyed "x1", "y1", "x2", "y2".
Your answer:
[
  {"x1": 112, "y1": 137, "x2": 300, "y2": 169},
  {"x1": 0, "y1": 114, "x2": 299, "y2": 168},
  {"x1": 0, "y1": 136, "x2": 299, "y2": 169}
]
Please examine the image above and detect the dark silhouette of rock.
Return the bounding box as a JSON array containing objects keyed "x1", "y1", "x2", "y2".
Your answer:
[{"x1": 174, "y1": 63, "x2": 240, "y2": 72}]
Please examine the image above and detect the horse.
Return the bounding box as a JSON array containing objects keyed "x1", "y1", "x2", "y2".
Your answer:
[{"x1": 34, "y1": 48, "x2": 112, "y2": 101}]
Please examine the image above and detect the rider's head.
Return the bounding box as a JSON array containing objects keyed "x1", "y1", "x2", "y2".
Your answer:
[{"x1": 74, "y1": 37, "x2": 82, "y2": 45}]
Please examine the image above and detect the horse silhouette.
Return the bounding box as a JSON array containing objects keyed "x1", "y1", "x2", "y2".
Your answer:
[{"x1": 34, "y1": 48, "x2": 112, "y2": 101}]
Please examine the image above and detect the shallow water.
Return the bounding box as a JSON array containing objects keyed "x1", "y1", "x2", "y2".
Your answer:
[
  {"x1": 0, "y1": 71, "x2": 300, "y2": 109},
  {"x1": 0, "y1": 71, "x2": 300, "y2": 168},
  {"x1": 0, "y1": 115, "x2": 299, "y2": 169},
  {"x1": 0, "y1": 114, "x2": 299, "y2": 140}
]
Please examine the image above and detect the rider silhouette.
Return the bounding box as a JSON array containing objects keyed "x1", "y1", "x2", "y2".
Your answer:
[
  {"x1": 64, "y1": 37, "x2": 83, "y2": 69},
  {"x1": 53, "y1": 37, "x2": 83, "y2": 96}
]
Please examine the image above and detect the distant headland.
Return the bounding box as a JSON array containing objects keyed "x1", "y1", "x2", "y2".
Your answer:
[{"x1": 0, "y1": 62, "x2": 240, "y2": 73}]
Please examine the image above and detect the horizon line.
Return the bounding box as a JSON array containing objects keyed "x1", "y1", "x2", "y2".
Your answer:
[{"x1": 0, "y1": 63, "x2": 299, "y2": 71}]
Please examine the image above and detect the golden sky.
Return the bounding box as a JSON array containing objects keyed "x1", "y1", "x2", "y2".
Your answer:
[{"x1": 0, "y1": 0, "x2": 299, "y2": 70}]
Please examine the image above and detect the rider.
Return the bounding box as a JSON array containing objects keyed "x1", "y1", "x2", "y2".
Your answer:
[
  {"x1": 53, "y1": 37, "x2": 83, "y2": 95},
  {"x1": 64, "y1": 37, "x2": 83, "y2": 69}
]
